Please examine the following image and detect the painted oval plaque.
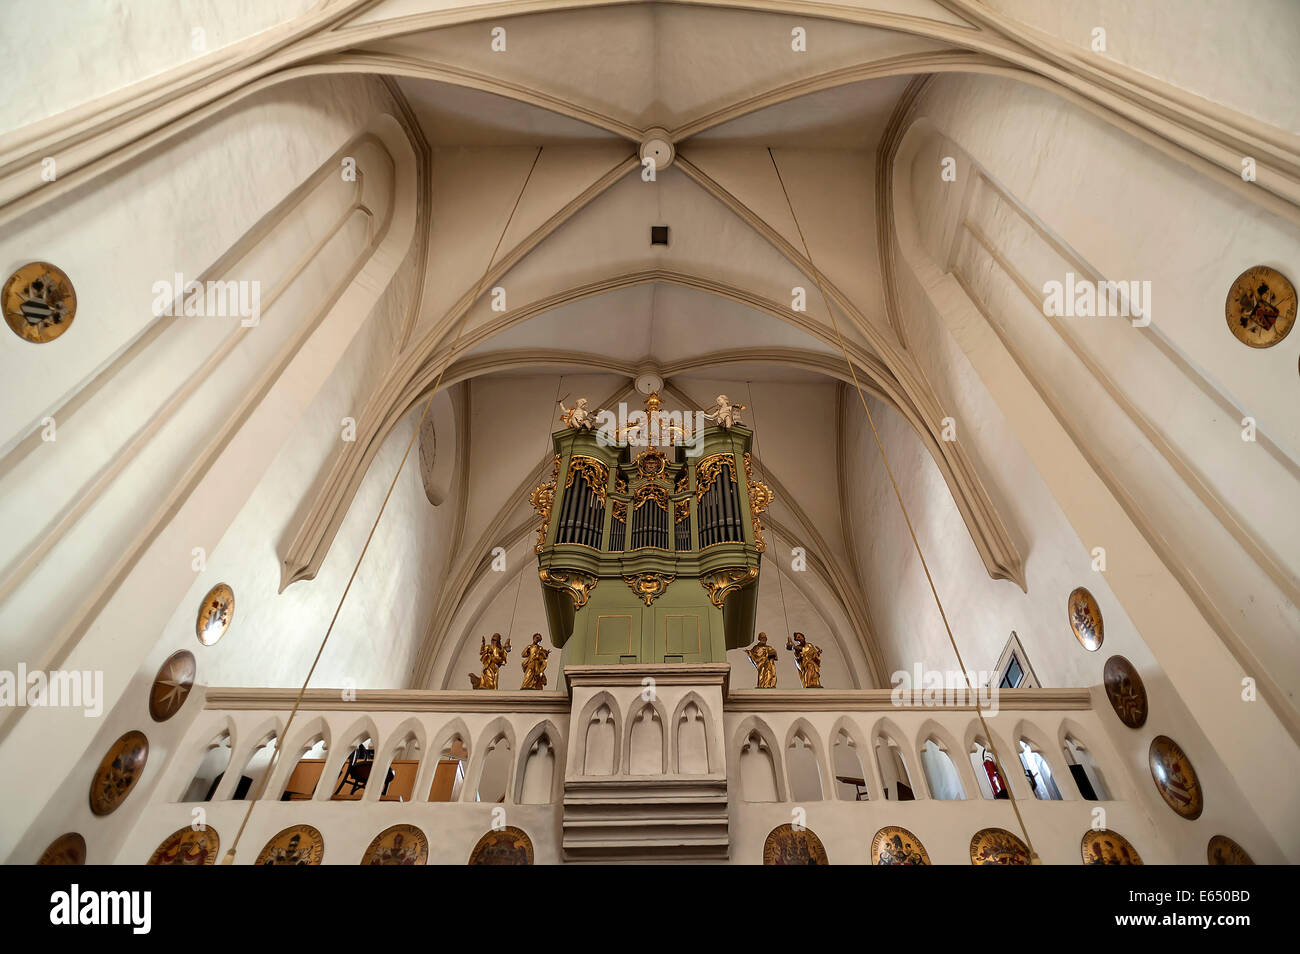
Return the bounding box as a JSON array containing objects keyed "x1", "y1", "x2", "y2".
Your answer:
[
  {"x1": 362, "y1": 824, "x2": 428, "y2": 865},
  {"x1": 2, "y1": 261, "x2": 77, "y2": 343},
  {"x1": 467, "y1": 826, "x2": 534, "y2": 865},
  {"x1": 1082, "y1": 828, "x2": 1143, "y2": 865},
  {"x1": 256, "y1": 824, "x2": 324, "y2": 865},
  {"x1": 89, "y1": 730, "x2": 149, "y2": 816},
  {"x1": 148, "y1": 826, "x2": 220, "y2": 865},
  {"x1": 195, "y1": 583, "x2": 235, "y2": 646},
  {"x1": 1225, "y1": 265, "x2": 1296, "y2": 348},
  {"x1": 970, "y1": 827, "x2": 1031, "y2": 865},
  {"x1": 38, "y1": 832, "x2": 86, "y2": 865},
  {"x1": 148, "y1": 650, "x2": 196, "y2": 722},
  {"x1": 1102, "y1": 655, "x2": 1148, "y2": 729},
  {"x1": 762, "y1": 823, "x2": 828, "y2": 865},
  {"x1": 871, "y1": 826, "x2": 930, "y2": 865},
  {"x1": 1149, "y1": 735, "x2": 1203, "y2": 820},
  {"x1": 1207, "y1": 835, "x2": 1254, "y2": 865},
  {"x1": 1068, "y1": 587, "x2": 1104, "y2": 651}
]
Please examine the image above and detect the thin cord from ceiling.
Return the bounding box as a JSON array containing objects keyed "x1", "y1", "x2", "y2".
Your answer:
[
  {"x1": 744, "y1": 380, "x2": 793, "y2": 650},
  {"x1": 220, "y1": 146, "x2": 545, "y2": 864},
  {"x1": 765, "y1": 146, "x2": 1040, "y2": 863}
]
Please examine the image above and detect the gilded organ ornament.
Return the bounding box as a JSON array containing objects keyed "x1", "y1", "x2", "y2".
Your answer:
[
  {"x1": 634, "y1": 448, "x2": 668, "y2": 479},
  {"x1": 89, "y1": 730, "x2": 149, "y2": 816},
  {"x1": 1081, "y1": 828, "x2": 1143, "y2": 865},
  {"x1": 257, "y1": 825, "x2": 324, "y2": 865},
  {"x1": 1225, "y1": 265, "x2": 1296, "y2": 348},
  {"x1": 1207, "y1": 835, "x2": 1254, "y2": 865},
  {"x1": 468, "y1": 633, "x2": 510, "y2": 690},
  {"x1": 633, "y1": 482, "x2": 669, "y2": 511},
  {"x1": 468, "y1": 826, "x2": 534, "y2": 865},
  {"x1": 744, "y1": 633, "x2": 779, "y2": 688},
  {"x1": 37, "y1": 833, "x2": 86, "y2": 865},
  {"x1": 786, "y1": 632, "x2": 823, "y2": 688},
  {"x1": 704, "y1": 394, "x2": 746, "y2": 429},
  {"x1": 969, "y1": 828, "x2": 1031, "y2": 865},
  {"x1": 871, "y1": 826, "x2": 930, "y2": 865},
  {"x1": 565, "y1": 456, "x2": 609, "y2": 504},
  {"x1": 538, "y1": 567, "x2": 597, "y2": 609},
  {"x1": 148, "y1": 826, "x2": 220, "y2": 865},
  {"x1": 362, "y1": 824, "x2": 428, "y2": 865},
  {"x1": 762, "y1": 823, "x2": 828, "y2": 864},
  {"x1": 695, "y1": 454, "x2": 737, "y2": 499},
  {"x1": 700, "y1": 566, "x2": 758, "y2": 608},
  {"x1": 520, "y1": 633, "x2": 550, "y2": 690},
  {"x1": 1068, "y1": 586, "x2": 1103, "y2": 651},
  {"x1": 529, "y1": 455, "x2": 561, "y2": 553},
  {"x1": 148, "y1": 650, "x2": 196, "y2": 722},
  {"x1": 743, "y1": 453, "x2": 773, "y2": 552},
  {"x1": 625, "y1": 572, "x2": 674, "y2": 606},
  {"x1": 195, "y1": 583, "x2": 235, "y2": 646},
  {"x1": 3, "y1": 261, "x2": 77, "y2": 343},
  {"x1": 1149, "y1": 735, "x2": 1203, "y2": 820},
  {"x1": 1102, "y1": 655, "x2": 1148, "y2": 729}
]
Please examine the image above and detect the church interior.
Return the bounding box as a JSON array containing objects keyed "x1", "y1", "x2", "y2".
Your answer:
[{"x1": 1, "y1": 0, "x2": 1297, "y2": 870}]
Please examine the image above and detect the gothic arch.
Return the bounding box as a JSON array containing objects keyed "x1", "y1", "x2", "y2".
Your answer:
[
  {"x1": 624, "y1": 697, "x2": 668, "y2": 776},
  {"x1": 731, "y1": 715, "x2": 786, "y2": 802},
  {"x1": 573, "y1": 692, "x2": 622, "y2": 777},
  {"x1": 670, "y1": 692, "x2": 716, "y2": 774},
  {"x1": 514, "y1": 719, "x2": 565, "y2": 804}
]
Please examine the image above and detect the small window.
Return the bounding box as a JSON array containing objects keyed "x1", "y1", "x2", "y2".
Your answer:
[
  {"x1": 994, "y1": 631, "x2": 1039, "y2": 689},
  {"x1": 650, "y1": 225, "x2": 669, "y2": 246}
]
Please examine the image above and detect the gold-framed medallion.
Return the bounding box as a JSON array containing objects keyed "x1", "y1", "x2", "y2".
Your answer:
[
  {"x1": 1149, "y1": 735, "x2": 1203, "y2": 820},
  {"x1": 1225, "y1": 265, "x2": 1296, "y2": 348},
  {"x1": 361, "y1": 824, "x2": 428, "y2": 865},
  {"x1": 1102, "y1": 655, "x2": 1148, "y2": 729},
  {"x1": 148, "y1": 650, "x2": 196, "y2": 722},
  {"x1": 37, "y1": 833, "x2": 86, "y2": 865},
  {"x1": 89, "y1": 730, "x2": 149, "y2": 816},
  {"x1": 1207, "y1": 835, "x2": 1253, "y2": 865},
  {"x1": 970, "y1": 827, "x2": 1031, "y2": 865},
  {"x1": 256, "y1": 825, "x2": 324, "y2": 865},
  {"x1": 1068, "y1": 587, "x2": 1103, "y2": 651},
  {"x1": 762, "y1": 823, "x2": 828, "y2": 865},
  {"x1": 2, "y1": 262, "x2": 77, "y2": 343},
  {"x1": 467, "y1": 826, "x2": 533, "y2": 865},
  {"x1": 871, "y1": 826, "x2": 930, "y2": 865},
  {"x1": 148, "y1": 826, "x2": 220, "y2": 865},
  {"x1": 1081, "y1": 828, "x2": 1143, "y2": 865},
  {"x1": 195, "y1": 583, "x2": 234, "y2": 646}
]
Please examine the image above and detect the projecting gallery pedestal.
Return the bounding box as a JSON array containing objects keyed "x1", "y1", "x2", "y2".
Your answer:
[{"x1": 561, "y1": 664, "x2": 731, "y2": 862}]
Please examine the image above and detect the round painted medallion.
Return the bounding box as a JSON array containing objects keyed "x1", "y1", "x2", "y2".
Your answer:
[
  {"x1": 1068, "y1": 587, "x2": 1104, "y2": 651},
  {"x1": 37, "y1": 832, "x2": 86, "y2": 865},
  {"x1": 88, "y1": 730, "x2": 149, "y2": 816},
  {"x1": 1207, "y1": 835, "x2": 1254, "y2": 865},
  {"x1": 2, "y1": 262, "x2": 77, "y2": 343},
  {"x1": 1225, "y1": 265, "x2": 1296, "y2": 348},
  {"x1": 148, "y1": 826, "x2": 220, "y2": 865},
  {"x1": 361, "y1": 824, "x2": 428, "y2": 865},
  {"x1": 467, "y1": 826, "x2": 534, "y2": 865},
  {"x1": 148, "y1": 650, "x2": 196, "y2": 722},
  {"x1": 762, "y1": 824, "x2": 828, "y2": 865},
  {"x1": 1102, "y1": 655, "x2": 1148, "y2": 729},
  {"x1": 1149, "y1": 735, "x2": 1203, "y2": 820},
  {"x1": 871, "y1": 826, "x2": 930, "y2": 865},
  {"x1": 1081, "y1": 828, "x2": 1143, "y2": 865},
  {"x1": 970, "y1": 827, "x2": 1031, "y2": 865},
  {"x1": 256, "y1": 825, "x2": 324, "y2": 866},
  {"x1": 195, "y1": 583, "x2": 234, "y2": 646}
]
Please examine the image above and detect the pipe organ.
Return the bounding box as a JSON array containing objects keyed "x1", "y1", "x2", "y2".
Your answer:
[{"x1": 531, "y1": 392, "x2": 772, "y2": 669}]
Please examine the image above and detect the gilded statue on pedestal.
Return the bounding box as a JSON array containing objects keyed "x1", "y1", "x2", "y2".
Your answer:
[
  {"x1": 786, "y1": 632, "x2": 823, "y2": 688},
  {"x1": 468, "y1": 633, "x2": 511, "y2": 690},
  {"x1": 744, "y1": 632, "x2": 779, "y2": 688},
  {"x1": 520, "y1": 633, "x2": 550, "y2": 690}
]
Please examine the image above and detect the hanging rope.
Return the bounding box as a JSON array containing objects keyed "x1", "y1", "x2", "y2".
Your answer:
[
  {"x1": 743, "y1": 380, "x2": 793, "y2": 643},
  {"x1": 221, "y1": 147, "x2": 546, "y2": 863},
  {"x1": 765, "y1": 147, "x2": 1039, "y2": 862}
]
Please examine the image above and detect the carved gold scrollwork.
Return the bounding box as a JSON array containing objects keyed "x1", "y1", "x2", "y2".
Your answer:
[
  {"x1": 676, "y1": 474, "x2": 689, "y2": 494},
  {"x1": 700, "y1": 566, "x2": 759, "y2": 609},
  {"x1": 674, "y1": 498, "x2": 690, "y2": 524},
  {"x1": 633, "y1": 483, "x2": 669, "y2": 511},
  {"x1": 624, "y1": 572, "x2": 674, "y2": 606},
  {"x1": 539, "y1": 568, "x2": 598, "y2": 610},
  {"x1": 529, "y1": 455, "x2": 562, "y2": 553},
  {"x1": 743, "y1": 453, "x2": 774, "y2": 553},
  {"x1": 696, "y1": 453, "x2": 737, "y2": 500},
  {"x1": 565, "y1": 456, "x2": 610, "y2": 505},
  {"x1": 612, "y1": 499, "x2": 628, "y2": 523}
]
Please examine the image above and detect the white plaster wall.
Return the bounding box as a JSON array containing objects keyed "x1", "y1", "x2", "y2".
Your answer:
[{"x1": 0, "y1": 0, "x2": 320, "y2": 135}]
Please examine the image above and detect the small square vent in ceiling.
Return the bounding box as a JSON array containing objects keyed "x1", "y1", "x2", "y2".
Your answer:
[{"x1": 650, "y1": 225, "x2": 669, "y2": 246}]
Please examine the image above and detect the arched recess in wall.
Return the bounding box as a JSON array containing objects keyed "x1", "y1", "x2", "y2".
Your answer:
[
  {"x1": 785, "y1": 719, "x2": 828, "y2": 803},
  {"x1": 625, "y1": 699, "x2": 667, "y2": 776},
  {"x1": 575, "y1": 693, "x2": 621, "y2": 778},
  {"x1": 469, "y1": 718, "x2": 516, "y2": 804},
  {"x1": 179, "y1": 727, "x2": 234, "y2": 803},
  {"x1": 417, "y1": 389, "x2": 458, "y2": 507},
  {"x1": 733, "y1": 717, "x2": 784, "y2": 803},
  {"x1": 515, "y1": 720, "x2": 564, "y2": 804},
  {"x1": 829, "y1": 717, "x2": 870, "y2": 801},
  {"x1": 672, "y1": 693, "x2": 714, "y2": 775}
]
